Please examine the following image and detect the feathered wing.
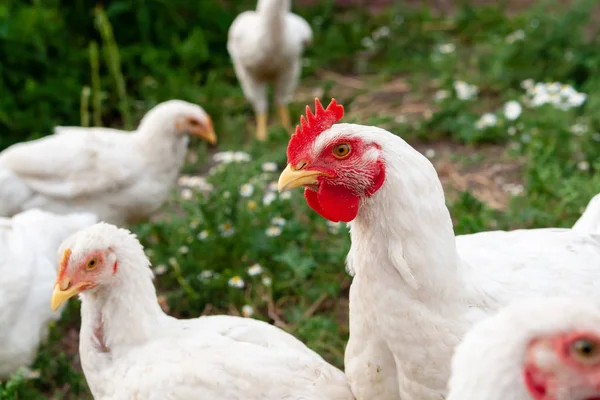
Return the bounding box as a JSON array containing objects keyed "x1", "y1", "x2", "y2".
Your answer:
[
  {"x1": 0, "y1": 210, "x2": 96, "y2": 377},
  {"x1": 53, "y1": 126, "x2": 133, "y2": 136},
  {"x1": 110, "y1": 324, "x2": 354, "y2": 400},
  {"x1": 0, "y1": 167, "x2": 32, "y2": 216},
  {"x1": 456, "y1": 227, "x2": 600, "y2": 309},
  {"x1": 288, "y1": 13, "x2": 313, "y2": 46},
  {"x1": 0, "y1": 130, "x2": 143, "y2": 200}
]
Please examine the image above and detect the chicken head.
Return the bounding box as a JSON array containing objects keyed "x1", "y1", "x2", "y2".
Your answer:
[
  {"x1": 51, "y1": 230, "x2": 121, "y2": 311},
  {"x1": 277, "y1": 98, "x2": 386, "y2": 222},
  {"x1": 139, "y1": 99, "x2": 217, "y2": 145}
]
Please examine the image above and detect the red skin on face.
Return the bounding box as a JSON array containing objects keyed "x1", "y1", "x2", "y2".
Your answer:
[
  {"x1": 287, "y1": 99, "x2": 386, "y2": 222},
  {"x1": 524, "y1": 332, "x2": 600, "y2": 400}
]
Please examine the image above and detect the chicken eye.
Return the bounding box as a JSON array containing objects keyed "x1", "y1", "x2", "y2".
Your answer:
[
  {"x1": 332, "y1": 144, "x2": 351, "y2": 159},
  {"x1": 188, "y1": 118, "x2": 199, "y2": 126},
  {"x1": 87, "y1": 257, "x2": 98, "y2": 271},
  {"x1": 571, "y1": 338, "x2": 599, "y2": 361}
]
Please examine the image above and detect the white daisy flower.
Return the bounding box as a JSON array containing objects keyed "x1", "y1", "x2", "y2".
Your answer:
[
  {"x1": 271, "y1": 217, "x2": 286, "y2": 226},
  {"x1": 578, "y1": 161, "x2": 590, "y2": 171},
  {"x1": 154, "y1": 264, "x2": 167, "y2": 275},
  {"x1": 178, "y1": 175, "x2": 191, "y2": 186},
  {"x1": 503, "y1": 101, "x2": 522, "y2": 121},
  {"x1": 233, "y1": 151, "x2": 251, "y2": 162},
  {"x1": 262, "y1": 162, "x2": 278, "y2": 172},
  {"x1": 437, "y1": 43, "x2": 455, "y2": 54},
  {"x1": 219, "y1": 222, "x2": 236, "y2": 237},
  {"x1": 266, "y1": 226, "x2": 282, "y2": 237},
  {"x1": 228, "y1": 276, "x2": 245, "y2": 289},
  {"x1": 178, "y1": 246, "x2": 189, "y2": 254},
  {"x1": 248, "y1": 264, "x2": 263, "y2": 276},
  {"x1": 505, "y1": 29, "x2": 525, "y2": 44},
  {"x1": 168, "y1": 257, "x2": 178, "y2": 267},
  {"x1": 434, "y1": 90, "x2": 450, "y2": 102},
  {"x1": 521, "y1": 79, "x2": 534, "y2": 90},
  {"x1": 213, "y1": 151, "x2": 235, "y2": 164},
  {"x1": 197, "y1": 230, "x2": 210, "y2": 240},
  {"x1": 180, "y1": 188, "x2": 193, "y2": 200},
  {"x1": 570, "y1": 123, "x2": 588, "y2": 136},
  {"x1": 453, "y1": 81, "x2": 479, "y2": 101},
  {"x1": 198, "y1": 270, "x2": 214, "y2": 280},
  {"x1": 475, "y1": 113, "x2": 497, "y2": 129},
  {"x1": 424, "y1": 148, "x2": 436, "y2": 159},
  {"x1": 279, "y1": 191, "x2": 292, "y2": 200},
  {"x1": 361, "y1": 36, "x2": 375, "y2": 49},
  {"x1": 503, "y1": 183, "x2": 524, "y2": 196},
  {"x1": 241, "y1": 305, "x2": 254, "y2": 318},
  {"x1": 239, "y1": 183, "x2": 254, "y2": 198},
  {"x1": 263, "y1": 192, "x2": 277, "y2": 206},
  {"x1": 262, "y1": 276, "x2": 272, "y2": 286},
  {"x1": 372, "y1": 26, "x2": 391, "y2": 40}
]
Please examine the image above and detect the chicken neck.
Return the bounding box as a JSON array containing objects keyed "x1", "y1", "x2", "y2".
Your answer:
[
  {"x1": 133, "y1": 122, "x2": 189, "y2": 172},
  {"x1": 255, "y1": 0, "x2": 289, "y2": 50},
  {"x1": 349, "y1": 135, "x2": 462, "y2": 295},
  {"x1": 79, "y1": 253, "x2": 166, "y2": 358}
]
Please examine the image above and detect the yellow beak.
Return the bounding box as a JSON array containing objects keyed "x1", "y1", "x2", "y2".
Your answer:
[
  {"x1": 277, "y1": 163, "x2": 328, "y2": 192},
  {"x1": 51, "y1": 281, "x2": 90, "y2": 312},
  {"x1": 198, "y1": 128, "x2": 217, "y2": 145}
]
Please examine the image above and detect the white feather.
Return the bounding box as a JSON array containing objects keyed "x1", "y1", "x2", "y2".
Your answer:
[{"x1": 0, "y1": 209, "x2": 96, "y2": 378}]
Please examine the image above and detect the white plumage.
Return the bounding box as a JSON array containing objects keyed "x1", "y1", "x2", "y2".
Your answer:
[
  {"x1": 51, "y1": 223, "x2": 354, "y2": 400},
  {"x1": 0, "y1": 209, "x2": 96, "y2": 378},
  {"x1": 278, "y1": 122, "x2": 600, "y2": 400},
  {"x1": 447, "y1": 297, "x2": 600, "y2": 400},
  {"x1": 0, "y1": 100, "x2": 216, "y2": 225},
  {"x1": 227, "y1": 0, "x2": 312, "y2": 141}
]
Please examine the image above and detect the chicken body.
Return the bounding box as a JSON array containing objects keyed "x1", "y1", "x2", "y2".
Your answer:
[
  {"x1": 52, "y1": 223, "x2": 354, "y2": 400},
  {"x1": 0, "y1": 100, "x2": 216, "y2": 225},
  {"x1": 447, "y1": 297, "x2": 600, "y2": 400},
  {"x1": 277, "y1": 104, "x2": 600, "y2": 400},
  {"x1": 227, "y1": 0, "x2": 312, "y2": 140},
  {"x1": 0, "y1": 209, "x2": 96, "y2": 378}
]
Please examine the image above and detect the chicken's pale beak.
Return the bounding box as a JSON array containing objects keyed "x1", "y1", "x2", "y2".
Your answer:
[
  {"x1": 51, "y1": 281, "x2": 92, "y2": 312},
  {"x1": 277, "y1": 163, "x2": 329, "y2": 192},
  {"x1": 194, "y1": 127, "x2": 217, "y2": 145}
]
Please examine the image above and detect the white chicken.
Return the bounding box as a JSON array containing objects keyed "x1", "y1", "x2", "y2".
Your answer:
[
  {"x1": 0, "y1": 209, "x2": 96, "y2": 378},
  {"x1": 50, "y1": 222, "x2": 355, "y2": 400},
  {"x1": 277, "y1": 98, "x2": 600, "y2": 400},
  {"x1": 0, "y1": 100, "x2": 217, "y2": 225},
  {"x1": 448, "y1": 297, "x2": 600, "y2": 400},
  {"x1": 227, "y1": 0, "x2": 312, "y2": 141}
]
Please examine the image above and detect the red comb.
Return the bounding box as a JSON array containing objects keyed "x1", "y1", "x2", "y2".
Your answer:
[{"x1": 287, "y1": 98, "x2": 344, "y2": 161}]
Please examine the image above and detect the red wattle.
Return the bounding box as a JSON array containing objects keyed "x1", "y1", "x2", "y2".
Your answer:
[{"x1": 304, "y1": 184, "x2": 360, "y2": 223}]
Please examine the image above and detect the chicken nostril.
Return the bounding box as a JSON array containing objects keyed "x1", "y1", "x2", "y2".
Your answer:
[
  {"x1": 59, "y1": 278, "x2": 71, "y2": 291},
  {"x1": 296, "y1": 160, "x2": 308, "y2": 170}
]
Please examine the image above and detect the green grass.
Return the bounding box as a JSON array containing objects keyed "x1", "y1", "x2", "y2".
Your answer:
[{"x1": 2, "y1": 0, "x2": 600, "y2": 398}]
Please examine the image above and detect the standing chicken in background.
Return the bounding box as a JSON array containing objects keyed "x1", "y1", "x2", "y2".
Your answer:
[
  {"x1": 278, "y1": 98, "x2": 600, "y2": 400},
  {"x1": 0, "y1": 100, "x2": 216, "y2": 225},
  {"x1": 227, "y1": 0, "x2": 312, "y2": 141},
  {"x1": 0, "y1": 209, "x2": 96, "y2": 378},
  {"x1": 448, "y1": 297, "x2": 600, "y2": 400},
  {"x1": 51, "y1": 223, "x2": 355, "y2": 400}
]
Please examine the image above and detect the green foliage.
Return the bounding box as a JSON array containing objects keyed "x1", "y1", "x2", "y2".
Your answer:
[{"x1": 1, "y1": 0, "x2": 600, "y2": 398}]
